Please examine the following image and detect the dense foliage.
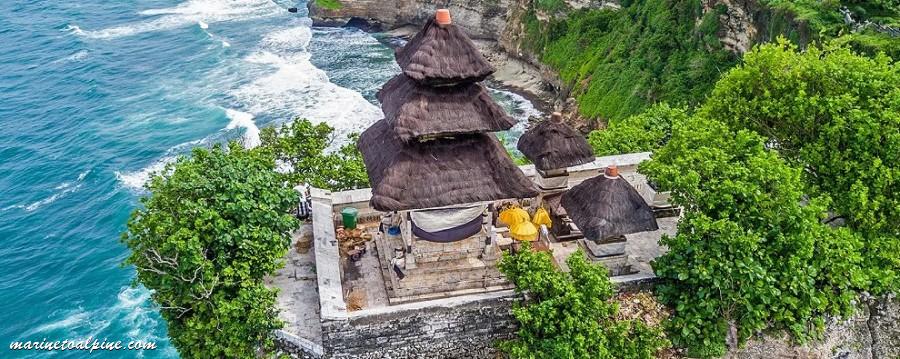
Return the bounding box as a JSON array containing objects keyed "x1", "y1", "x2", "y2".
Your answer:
[
  {"x1": 521, "y1": 0, "x2": 738, "y2": 121},
  {"x1": 640, "y1": 116, "x2": 867, "y2": 357},
  {"x1": 122, "y1": 143, "x2": 299, "y2": 358},
  {"x1": 587, "y1": 103, "x2": 687, "y2": 156},
  {"x1": 498, "y1": 246, "x2": 668, "y2": 359},
  {"x1": 761, "y1": 0, "x2": 899, "y2": 58},
  {"x1": 315, "y1": 0, "x2": 343, "y2": 11},
  {"x1": 259, "y1": 119, "x2": 368, "y2": 191},
  {"x1": 702, "y1": 39, "x2": 900, "y2": 293}
]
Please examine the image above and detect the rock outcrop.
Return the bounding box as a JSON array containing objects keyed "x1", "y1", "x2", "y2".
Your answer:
[{"x1": 308, "y1": 0, "x2": 510, "y2": 39}]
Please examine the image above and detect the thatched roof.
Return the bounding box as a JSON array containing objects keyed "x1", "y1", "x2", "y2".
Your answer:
[
  {"x1": 377, "y1": 74, "x2": 516, "y2": 141},
  {"x1": 561, "y1": 173, "x2": 658, "y2": 241},
  {"x1": 358, "y1": 119, "x2": 539, "y2": 211},
  {"x1": 395, "y1": 17, "x2": 494, "y2": 85},
  {"x1": 517, "y1": 113, "x2": 595, "y2": 171}
]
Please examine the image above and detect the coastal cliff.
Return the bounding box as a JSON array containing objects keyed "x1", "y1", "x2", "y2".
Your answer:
[{"x1": 306, "y1": 0, "x2": 770, "y2": 129}]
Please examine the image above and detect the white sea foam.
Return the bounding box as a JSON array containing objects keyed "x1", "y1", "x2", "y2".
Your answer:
[
  {"x1": 22, "y1": 170, "x2": 91, "y2": 212},
  {"x1": 63, "y1": 24, "x2": 86, "y2": 36},
  {"x1": 115, "y1": 156, "x2": 176, "y2": 191},
  {"x1": 225, "y1": 109, "x2": 261, "y2": 148},
  {"x1": 53, "y1": 50, "x2": 89, "y2": 64},
  {"x1": 26, "y1": 286, "x2": 162, "y2": 347},
  {"x1": 198, "y1": 20, "x2": 209, "y2": 29},
  {"x1": 27, "y1": 309, "x2": 89, "y2": 335},
  {"x1": 233, "y1": 24, "x2": 383, "y2": 142},
  {"x1": 72, "y1": 0, "x2": 282, "y2": 40}
]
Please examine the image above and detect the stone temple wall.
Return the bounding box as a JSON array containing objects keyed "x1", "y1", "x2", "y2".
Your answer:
[{"x1": 321, "y1": 291, "x2": 518, "y2": 359}]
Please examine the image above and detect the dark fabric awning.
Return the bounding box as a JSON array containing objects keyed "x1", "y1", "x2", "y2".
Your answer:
[
  {"x1": 412, "y1": 215, "x2": 483, "y2": 243},
  {"x1": 561, "y1": 175, "x2": 658, "y2": 241},
  {"x1": 395, "y1": 18, "x2": 494, "y2": 85},
  {"x1": 358, "y1": 119, "x2": 539, "y2": 212},
  {"x1": 517, "y1": 117, "x2": 595, "y2": 171},
  {"x1": 377, "y1": 74, "x2": 515, "y2": 141}
]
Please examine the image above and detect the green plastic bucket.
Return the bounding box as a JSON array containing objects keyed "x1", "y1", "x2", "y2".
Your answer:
[{"x1": 341, "y1": 207, "x2": 359, "y2": 229}]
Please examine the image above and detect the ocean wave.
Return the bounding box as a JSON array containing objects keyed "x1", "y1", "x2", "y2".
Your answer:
[
  {"x1": 24, "y1": 286, "x2": 161, "y2": 344},
  {"x1": 53, "y1": 49, "x2": 89, "y2": 64},
  {"x1": 115, "y1": 157, "x2": 175, "y2": 192},
  {"x1": 26, "y1": 309, "x2": 89, "y2": 336},
  {"x1": 18, "y1": 170, "x2": 91, "y2": 212},
  {"x1": 260, "y1": 25, "x2": 312, "y2": 53},
  {"x1": 225, "y1": 109, "x2": 261, "y2": 148},
  {"x1": 71, "y1": 0, "x2": 282, "y2": 40},
  {"x1": 233, "y1": 50, "x2": 382, "y2": 141}
]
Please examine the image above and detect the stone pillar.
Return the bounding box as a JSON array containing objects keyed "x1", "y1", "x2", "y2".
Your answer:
[{"x1": 402, "y1": 211, "x2": 416, "y2": 269}]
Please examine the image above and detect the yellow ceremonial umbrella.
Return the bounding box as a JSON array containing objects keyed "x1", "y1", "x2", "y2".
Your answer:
[
  {"x1": 532, "y1": 207, "x2": 552, "y2": 229},
  {"x1": 510, "y1": 221, "x2": 538, "y2": 241},
  {"x1": 498, "y1": 207, "x2": 530, "y2": 227}
]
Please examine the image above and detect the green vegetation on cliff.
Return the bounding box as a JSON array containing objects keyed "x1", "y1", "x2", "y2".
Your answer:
[
  {"x1": 259, "y1": 119, "x2": 368, "y2": 191},
  {"x1": 702, "y1": 39, "x2": 900, "y2": 294},
  {"x1": 522, "y1": 0, "x2": 738, "y2": 121},
  {"x1": 637, "y1": 39, "x2": 899, "y2": 357},
  {"x1": 522, "y1": 0, "x2": 898, "y2": 124},
  {"x1": 588, "y1": 103, "x2": 687, "y2": 156},
  {"x1": 315, "y1": 0, "x2": 343, "y2": 11},
  {"x1": 122, "y1": 143, "x2": 299, "y2": 358},
  {"x1": 499, "y1": 246, "x2": 668, "y2": 358}
]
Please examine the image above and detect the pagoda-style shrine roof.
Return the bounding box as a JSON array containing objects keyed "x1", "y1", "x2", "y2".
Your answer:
[
  {"x1": 377, "y1": 74, "x2": 515, "y2": 141},
  {"x1": 395, "y1": 17, "x2": 494, "y2": 85},
  {"x1": 517, "y1": 113, "x2": 595, "y2": 171},
  {"x1": 561, "y1": 168, "x2": 658, "y2": 241},
  {"x1": 358, "y1": 119, "x2": 539, "y2": 212}
]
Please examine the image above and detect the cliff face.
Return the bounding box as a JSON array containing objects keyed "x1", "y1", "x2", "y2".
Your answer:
[{"x1": 308, "y1": 0, "x2": 511, "y2": 40}]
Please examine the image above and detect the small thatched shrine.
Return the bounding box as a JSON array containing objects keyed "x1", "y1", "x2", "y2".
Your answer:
[
  {"x1": 357, "y1": 9, "x2": 538, "y2": 300},
  {"x1": 518, "y1": 112, "x2": 594, "y2": 191},
  {"x1": 562, "y1": 165, "x2": 659, "y2": 274}
]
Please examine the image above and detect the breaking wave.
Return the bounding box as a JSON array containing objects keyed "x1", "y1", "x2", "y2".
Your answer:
[{"x1": 70, "y1": 0, "x2": 282, "y2": 40}]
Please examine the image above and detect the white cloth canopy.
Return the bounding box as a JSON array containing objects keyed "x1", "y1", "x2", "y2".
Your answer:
[{"x1": 410, "y1": 205, "x2": 487, "y2": 233}]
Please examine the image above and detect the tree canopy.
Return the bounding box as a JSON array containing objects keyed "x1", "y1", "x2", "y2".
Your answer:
[
  {"x1": 259, "y1": 119, "x2": 368, "y2": 191},
  {"x1": 587, "y1": 103, "x2": 687, "y2": 156},
  {"x1": 701, "y1": 39, "x2": 900, "y2": 293},
  {"x1": 498, "y1": 246, "x2": 668, "y2": 359},
  {"x1": 122, "y1": 142, "x2": 299, "y2": 358}
]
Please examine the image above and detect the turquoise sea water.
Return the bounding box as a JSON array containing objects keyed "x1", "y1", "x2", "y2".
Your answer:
[{"x1": 0, "y1": 1, "x2": 539, "y2": 357}]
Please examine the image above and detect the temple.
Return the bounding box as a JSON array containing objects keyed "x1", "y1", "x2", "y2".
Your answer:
[
  {"x1": 356, "y1": 9, "x2": 538, "y2": 302},
  {"x1": 518, "y1": 112, "x2": 659, "y2": 275}
]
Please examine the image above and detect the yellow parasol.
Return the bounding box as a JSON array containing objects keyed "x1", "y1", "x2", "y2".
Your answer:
[
  {"x1": 509, "y1": 221, "x2": 538, "y2": 241},
  {"x1": 532, "y1": 207, "x2": 552, "y2": 229}
]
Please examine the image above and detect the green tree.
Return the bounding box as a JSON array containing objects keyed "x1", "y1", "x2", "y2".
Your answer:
[
  {"x1": 498, "y1": 246, "x2": 668, "y2": 359},
  {"x1": 587, "y1": 103, "x2": 688, "y2": 156},
  {"x1": 640, "y1": 116, "x2": 866, "y2": 357},
  {"x1": 702, "y1": 39, "x2": 900, "y2": 293},
  {"x1": 122, "y1": 142, "x2": 299, "y2": 358},
  {"x1": 259, "y1": 119, "x2": 369, "y2": 191}
]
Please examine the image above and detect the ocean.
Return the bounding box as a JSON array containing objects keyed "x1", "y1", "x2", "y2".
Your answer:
[{"x1": 0, "y1": 1, "x2": 540, "y2": 357}]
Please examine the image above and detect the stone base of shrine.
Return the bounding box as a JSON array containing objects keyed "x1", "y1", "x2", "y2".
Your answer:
[{"x1": 375, "y1": 230, "x2": 511, "y2": 305}]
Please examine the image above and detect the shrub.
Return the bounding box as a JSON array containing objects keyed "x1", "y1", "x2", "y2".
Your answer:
[
  {"x1": 122, "y1": 143, "x2": 299, "y2": 358},
  {"x1": 587, "y1": 103, "x2": 688, "y2": 156},
  {"x1": 499, "y1": 246, "x2": 668, "y2": 359},
  {"x1": 702, "y1": 39, "x2": 900, "y2": 293},
  {"x1": 259, "y1": 119, "x2": 368, "y2": 191},
  {"x1": 640, "y1": 116, "x2": 867, "y2": 357}
]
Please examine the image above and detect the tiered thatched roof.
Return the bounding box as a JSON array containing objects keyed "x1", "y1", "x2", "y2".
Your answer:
[
  {"x1": 378, "y1": 74, "x2": 515, "y2": 141},
  {"x1": 358, "y1": 120, "x2": 538, "y2": 212},
  {"x1": 561, "y1": 167, "x2": 658, "y2": 241},
  {"x1": 517, "y1": 113, "x2": 595, "y2": 171},
  {"x1": 395, "y1": 17, "x2": 494, "y2": 85}
]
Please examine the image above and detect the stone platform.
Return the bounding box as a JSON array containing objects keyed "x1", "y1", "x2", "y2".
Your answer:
[{"x1": 375, "y1": 229, "x2": 510, "y2": 304}]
